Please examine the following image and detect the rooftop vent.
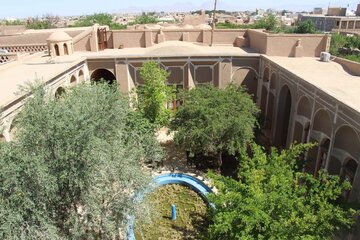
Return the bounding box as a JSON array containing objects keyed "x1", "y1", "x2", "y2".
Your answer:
[{"x1": 320, "y1": 52, "x2": 331, "y2": 62}]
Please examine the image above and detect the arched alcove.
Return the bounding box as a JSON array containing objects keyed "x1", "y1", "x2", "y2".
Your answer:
[
  {"x1": 270, "y1": 73, "x2": 276, "y2": 89},
  {"x1": 334, "y1": 126, "x2": 360, "y2": 160},
  {"x1": 54, "y1": 44, "x2": 60, "y2": 56},
  {"x1": 328, "y1": 156, "x2": 342, "y2": 175},
  {"x1": 312, "y1": 109, "x2": 332, "y2": 138},
  {"x1": 260, "y1": 86, "x2": 268, "y2": 116},
  {"x1": 263, "y1": 67, "x2": 270, "y2": 82},
  {"x1": 70, "y1": 75, "x2": 77, "y2": 86},
  {"x1": 231, "y1": 67, "x2": 259, "y2": 100},
  {"x1": 314, "y1": 138, "x2": 331, "y2": 176},
  {"x1": 275, "y1": 85, "x2": 292, "y2": 148},
  {"x1": 341, "y1": 158, "x2": 358, "y2": 201},
  {"x1": 297, "y1": 96, "x2": 311, "y2": 119},
  {"x1": 0, "y1": 134, "x2": 5, "y2": 142},
  {"x1": 78, "y1": 70, "x2": 84, "y2": 82},
  {"x1": 64, "y1": 43, "x2": 69, "y2": 55},
  {"x1": 266, "y1": 93, "x2": 275, "y2": 130},
  {"x1": 55, "y1": 87, "x2": 65, "y2": 98},
  {"x1": 91, "y1": 69, "x2": 116, "y2": 84},
  {"x1": 293, "y1": 122, "x2": 303, "y2": 144}
]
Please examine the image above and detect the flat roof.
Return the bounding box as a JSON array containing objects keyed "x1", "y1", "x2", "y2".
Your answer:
[
  {"x1": 0, "y1": 53, "x2": 85, "y2": 108},
  {"x1": 265, "y1": 56, "x2": 360, "y2": 112}
]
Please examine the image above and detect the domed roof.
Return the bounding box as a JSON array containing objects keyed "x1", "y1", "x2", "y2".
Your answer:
[{"x1": 47, "y1": 31, "x2": 72, "y2": 42}]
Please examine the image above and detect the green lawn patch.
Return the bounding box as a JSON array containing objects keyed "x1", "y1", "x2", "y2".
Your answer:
[{"x1": 135, "y1": 184, "x2": 209, "y2": 239}]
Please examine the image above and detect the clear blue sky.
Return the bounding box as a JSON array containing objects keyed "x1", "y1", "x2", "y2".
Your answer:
[{"x1": 1, "y1": 0, "x2": 359, "y2": 18}]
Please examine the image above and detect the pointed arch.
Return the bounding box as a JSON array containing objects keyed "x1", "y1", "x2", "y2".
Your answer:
[
  {"x1": 91, "y1": 69, "x2": 116, "y2": 84},
  {"x1": 54, "y1": 44, "x2": 60, "y2": 56},
  {"x1": 64, "y1": 43, "x2": 69, "y2": 55},
  {"x1": 275, "y1": 85, "x2": 292, "y2": 148}
]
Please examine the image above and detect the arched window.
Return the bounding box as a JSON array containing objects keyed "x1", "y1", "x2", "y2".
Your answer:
[
  {"x1": 64, "y1": 43, "x2": 69, "y2": 55},
  {"x1": 275, "y1": 85, "x2": 292, "y2": 148},
  {"x1": 54, "y1": 44, "x2": 60, "y2": 56}
]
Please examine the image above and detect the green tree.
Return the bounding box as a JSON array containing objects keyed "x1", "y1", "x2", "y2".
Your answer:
[
  {"x1": 207, "y1": 143, "x2": 356, "y2": 239},
  {"x1": 26, "y1": 15, "x2": 59, "y2": 29},
  {"x1": 4, "y1": 19, "x2": 25, "y2": 25},
  {"x1": 171, "y1": 85, "x2": 259, "y2": 167},
  {"x1": 136, "y1": 61, "x2": 174, "y2": 126},
  {"x1": 133, "y1": 13, "x2": 158, "y2": 25},
  {"x1": 72, "y1": 13, "x2": 126, "y2": 30},
  {"x1": 295, "y1": 20, "x2": 316, "y2": 34},
  {"x1": 0, "y1": 83, "x2": 162, "y2": 239},
  {"x1": 254, "y1": 14, "x2": 279, "y2": 31}
]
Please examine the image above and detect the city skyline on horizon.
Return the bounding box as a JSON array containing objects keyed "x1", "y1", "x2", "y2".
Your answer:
[{"x1": 1, "y1": 0, "x2": 359, "y2": 19}]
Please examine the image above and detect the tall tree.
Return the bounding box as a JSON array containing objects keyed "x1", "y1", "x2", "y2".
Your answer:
[
  {"x1": 207, "y1": 144, "x2": 356, "y2": 239},
  {"x1": 171, "y1": 85, "x2": 259, "y2": 168},
  {"x1": 0, "y1": 83, "x2": 162, "y2": 239},
  {"x1": 136, "y1": 61, "x2": 174, "y2": 126}
]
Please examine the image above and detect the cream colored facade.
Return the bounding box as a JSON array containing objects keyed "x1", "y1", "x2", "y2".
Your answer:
[{"x1": 1, "y1": 26, "x2": 360, "y2": 206}]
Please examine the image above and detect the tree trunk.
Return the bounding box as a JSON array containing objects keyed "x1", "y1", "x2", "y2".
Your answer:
[{"x1": 218, "y1": 151, "x2": 222, "y2": 171}]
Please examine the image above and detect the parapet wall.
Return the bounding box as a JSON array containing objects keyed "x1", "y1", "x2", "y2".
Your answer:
[
  {"x1": 246, "y1": 30, "x2": 268, "y2": 54},
  {"x1": 0, "y1": 44, "x2": 47, "y2": 53},
  {"x1": 111, "y1": 28, "x2": 329, "y2": 57},
  {"x1": 246, "y1": 29, "x2": 330, "y2": 57},
  {"x1": 0, "y1": 53, "x2": 19, "y2": 64},
  {"x1": 334, "y1": 57, "x2": 360, "y2": 76},
  {"x1": 110, "y1": 29, "x2": 247, "y2": 49},
  {"x1": 266, "y1": 33, "x2": 330, "y2": 57}
]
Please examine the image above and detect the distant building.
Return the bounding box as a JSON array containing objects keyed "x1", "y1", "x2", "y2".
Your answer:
[
  {"x1": 327, "y1": 7, "x2": 347, "y2": 16},
  {"x1": 299, "y1": 15, "x2": 360, "y2": 32},
  {"x1": 256, "y1": 8, "x2": 265, "y2": 16},
  {"x1": 313, "y1": 8, "x2": 326, "y2": 15}
]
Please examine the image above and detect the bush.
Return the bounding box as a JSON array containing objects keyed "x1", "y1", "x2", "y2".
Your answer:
[
  {"x1": 294, "y1": 20, "x2": 316, "y2": 34},
  {"x1": 330, "y1": 33, "x2": 360, "y2": 62}
]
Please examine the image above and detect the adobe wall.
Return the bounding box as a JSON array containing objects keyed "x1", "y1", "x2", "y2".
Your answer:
[
  {"x1": 73, "y1": 35, "x2": 91, "y2": 51},
  {"x1": 246, "y1": 30, "x2": 329, "y2": 57},
  {"x1": 333, "y1": 57, "x2": 360, "y2": 76},
  {"x1": 212, "y1": 29, "x2": 247, "y2": 45},
  {"x1": 247, "y1": 29, "x2": 268, "y2": 54},
  {"x1": 110, "y1": 29, "x2": 247, "y2": 49},
  {"x1": 0, "y1": 25, "x2": 26, "y2": 35},
  {"x1": 112, "y1": 31, "x2": 146, "y2": 48},
  {"x1": 266, "y1": 34, "x2": 330, "y2": 57}
]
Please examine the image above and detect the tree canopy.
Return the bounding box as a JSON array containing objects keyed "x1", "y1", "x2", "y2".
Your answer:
[
  {"x1": 0, "y1": 83, "x2": 163, "y2": 239},
  {"x1": 207, "y1": 144, "x2": 356, "y2": 240},
  {"x1": 294, "y1": 20, "x2": 316, "y2": 34},
  {"x1": 135, "y1": 61, "x2": 175, "y2": 126},
  {"x1": 71, "y1": 13, "x2": 126, "y2": 30},
  {"x1": 171, "y1": 85, "x2": 259, "y2": 166},
  {"x1": 133, "y1": 13, "x2": 158, "y2": 25}
]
